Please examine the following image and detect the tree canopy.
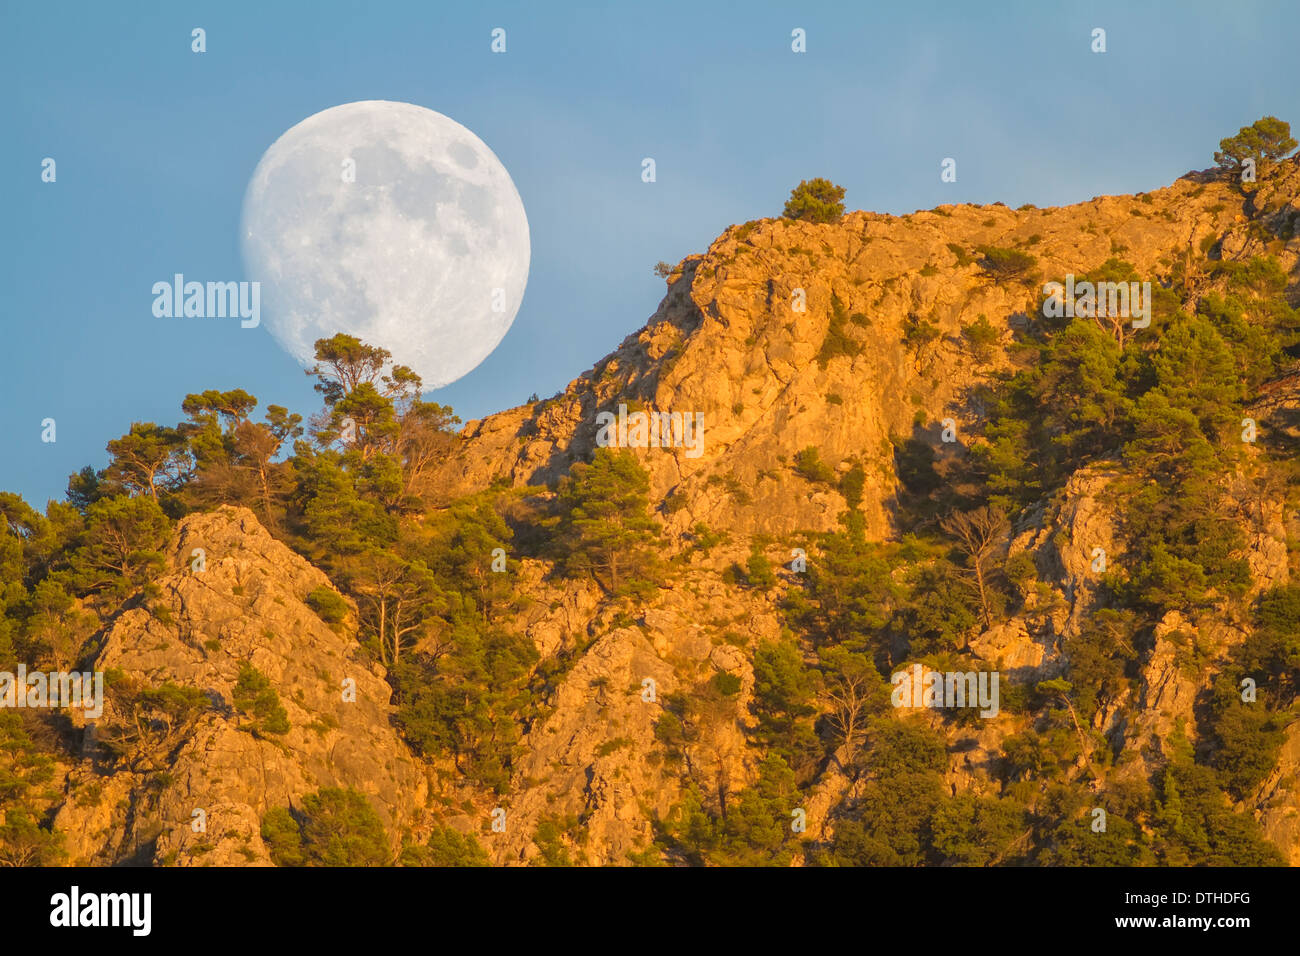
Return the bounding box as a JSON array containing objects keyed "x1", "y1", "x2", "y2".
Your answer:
[
  {"x1": 782, "y1": 178, "x2": 846, "y2": 223},
  {"x1": 1214, "y1": 115, "x2": 1297, "y2": 177}
]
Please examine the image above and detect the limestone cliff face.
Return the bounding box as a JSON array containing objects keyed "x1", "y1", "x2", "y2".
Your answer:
[
  {"x1": 487, "y1": 554, "x2": 784, "y2": 864},
  {"x1": 434, "y1": 160, "x2": 1300, "y2": 548},
  {"x1": 54, "y1": 507, "x2": 429, "y2": 866}
]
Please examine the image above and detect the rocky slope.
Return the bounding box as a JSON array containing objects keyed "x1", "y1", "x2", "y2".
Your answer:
[
  {"x1": 54, "y1": 507, "x2": 429, "y2": 866},
  {"x1": 435, "y1": 158, "x2": 1300, "y2": 546},
  {"x1": 47, "y1": 158, "x2": 1300, "y2": 866}
]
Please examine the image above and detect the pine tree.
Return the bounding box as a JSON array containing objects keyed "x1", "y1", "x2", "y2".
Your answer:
[
  {"x1": 782, "y1": 178, "x2": 846, "y2": 223},
  {"x1": 554, "y1": 449, "x2": 661, "y2": 595}
]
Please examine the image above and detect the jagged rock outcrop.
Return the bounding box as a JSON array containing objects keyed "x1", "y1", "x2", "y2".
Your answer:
[
  {"x1": 433, "y1": 160, "x2": 1300, "y2": 551},
  {"x1": 488, "y1": 557, "x2": 784, "y2": 865},
  {"x1": 54, "y1": 506, "x2": 429, "y2": 866}
]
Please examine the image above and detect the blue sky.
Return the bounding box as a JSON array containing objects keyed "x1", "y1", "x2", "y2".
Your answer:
[{"x1": 2, "y1": 0, "x2": 1297, "y2": 506}]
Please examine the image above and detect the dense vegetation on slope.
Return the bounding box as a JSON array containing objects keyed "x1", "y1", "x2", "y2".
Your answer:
[
  {"x1": 0, "y1": 332, "x2": 671, "y2": 863},
  {"x1": 708, "y1": 249, "x2": 1300, "y2": 867}
]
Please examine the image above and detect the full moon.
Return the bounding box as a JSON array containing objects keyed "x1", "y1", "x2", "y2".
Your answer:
[{"x1": 240, "y1": 100, "x2": 530, "y2": 389}]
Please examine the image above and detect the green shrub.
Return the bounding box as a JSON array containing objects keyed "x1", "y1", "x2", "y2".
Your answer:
[
  {"x1": 745, "y1": 548, "x2": 777, "y2": 589},
  {"x1": 532, "y1": 816, "x2": 579, "y2": 866},
  {"x1": 838, "y1": 462, "x2": 866, "y2": 509},
  {"x1": 782, "y1": 178, "x2": 846, "y2": 223},
  {"x1": 903, "y1": 312, "x2": 942, "y2": 356},
  {"x1": 817, "y1": 293, "x2": 861, "y2": 366},
  {"x1": 305, "y1": 587, "x2": 348, "y2": 625},
  {"x1": 977, "y1": 246, "x2": 1038, "y2": 282},
  {"x1": 711, "y1": 672, "x2": 743, "y2": 697},
  {"x1": 262, "y1": 788, "x2": 389, "y2": 866},
  {"x1": 961, "y1": 314, "x2": 1001, "y2": 362},
  {"x1": 1004, "y1": 550, "x2": 1038, "y2": 584},
  {"x1": 793, "y1": 447, "x2": 835, "y2": 484},
  {"x1": 401, "y1": 826, "x2": 491, "y2": 866},
  {"x1": 596, "y1": 736, "x2": 634, "y2": 757},
  {"x1": 233, "y1": 662, "x2": 290, "y2": 736}
]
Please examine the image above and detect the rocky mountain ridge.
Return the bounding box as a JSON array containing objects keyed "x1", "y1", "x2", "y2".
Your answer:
[{"x1": 43, "y1": 157, "x2": 1300, "y2": 866}]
